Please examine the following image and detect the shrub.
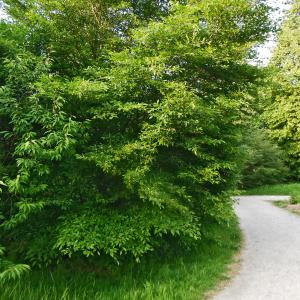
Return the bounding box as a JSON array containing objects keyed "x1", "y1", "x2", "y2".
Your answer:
[{"x1": 0, "y1": 0, "x2": 270, "y2": 265}]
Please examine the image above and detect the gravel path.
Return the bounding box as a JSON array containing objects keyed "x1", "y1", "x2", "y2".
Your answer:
[{"x1": 213, "y1": 195, "x2": 300, "y2": 300}]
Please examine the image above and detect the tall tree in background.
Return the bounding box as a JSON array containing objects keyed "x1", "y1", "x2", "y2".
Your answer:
[
  {"x1": 265, "y1": 0, "x2": 300, "y2": 178},
  {"x1": 0, "y1": 0, "x2": 270, "y2": 267}
]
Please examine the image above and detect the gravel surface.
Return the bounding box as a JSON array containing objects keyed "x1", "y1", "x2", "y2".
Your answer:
[{"x1": 213, "y1": 195, "x2": 300, "y2": 300}]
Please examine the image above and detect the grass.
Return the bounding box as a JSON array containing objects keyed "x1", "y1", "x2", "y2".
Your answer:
[
  {"x1": 273, "y1": 201, "x2": 290, "y2": 209},
  {"x1": 0, "y1": 221, "x2": 241, "y2": 300},
  {"x1": 273, "y1": 200, "x2": 300, "y2": 217},
  {"x1": 243, "y1": 183, "x2": 300, "y2": 203}
]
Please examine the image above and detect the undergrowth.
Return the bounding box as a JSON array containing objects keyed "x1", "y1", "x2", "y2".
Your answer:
[{"x1": 0, "y1": 220, "x2": 241, "y2": 300}]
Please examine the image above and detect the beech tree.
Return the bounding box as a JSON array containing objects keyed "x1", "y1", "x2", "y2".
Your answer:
[
  {"x1": 265, "y1": 0, "x2": 300, "y2": 178},
  {"x1": 0, "y1": 0, "x2": 270, "y2": 266}
]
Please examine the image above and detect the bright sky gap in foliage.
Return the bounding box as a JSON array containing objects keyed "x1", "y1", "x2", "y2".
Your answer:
[{"x1": 255, "y1": 0, "x2": 291, "y2": 65}]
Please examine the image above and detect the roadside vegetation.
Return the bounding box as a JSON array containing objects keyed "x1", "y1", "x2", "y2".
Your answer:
[
  {"x1": 245, "y1": 183, "x2": 300, "y2": 215},
  {"x1": 1, "y1": 0, "x2": 300, "y2": 298},
  {"x1": 0, "y1": 0, "x2": 269, "y2": 293},
  {"x1": 0, "y1": 219, "x2": 241, "y2": 300}
]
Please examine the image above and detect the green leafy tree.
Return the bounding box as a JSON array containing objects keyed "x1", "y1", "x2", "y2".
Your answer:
[
  {"x1": 4, "y1": 0, "x2": 135, "y2": 74},
  {"x1": 240, "y1": 128, "x2": 289, "y2": 188},
  {"x1": 3, "y1": 0, "x2": 180, "y2": 75},
  {"x1": 265, "y1": 0, "x2": 300, "y2": 178},
  {"x1": 0, "y1": 0, "x2": 270, "y2": 266}
]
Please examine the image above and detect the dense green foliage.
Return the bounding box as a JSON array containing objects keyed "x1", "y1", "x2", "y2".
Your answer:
[
  {"x1": 0, "y1": 218, "x2": 241, "y2": 300},
  {"x1": 240, "y1": 128, "x2": 289, "y2": 188},
  {"x1": 265, "y1": 0, "x2": 300, "y2": 178},
  {"x1": 3, "y1": 0, "x2": 181, "y2": 74},
  {"x1": 0, "y1": 0, "x2": 270, "y2": 270},
  {"x1": 0, "y1": 178, "x2": 30, "y2": 282},
  {"x1": 0, "y1": 246, "x2": 30, "y2": 282}
]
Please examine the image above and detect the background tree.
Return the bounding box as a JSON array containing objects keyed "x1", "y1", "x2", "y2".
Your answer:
[
  {"x1": 265, "y1": 0, "x2": 300, "y2": 178},
  {"x1": 240, "y1": 128, "x2": 289, "y2": 188}
]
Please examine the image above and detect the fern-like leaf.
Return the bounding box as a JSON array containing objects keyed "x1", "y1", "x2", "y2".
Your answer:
[{"x1": 0, "y1": 260, "x2": 30, "y2": 282}]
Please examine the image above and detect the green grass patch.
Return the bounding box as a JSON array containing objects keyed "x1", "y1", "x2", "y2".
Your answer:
[
  {"x1": 0, "y1": 221, "x2": 241, "y2": 300},
  {"x1": 273, "y1": 201, "x2": 289, "y2": 209},
  {"x1": 273, "y1": 200, "x2": 300, "y2": 217},
  {"x1": 243, "y1": 183, "x2": 300, "y2": 203}
]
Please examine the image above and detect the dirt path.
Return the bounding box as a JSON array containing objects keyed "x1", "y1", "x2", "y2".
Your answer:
[{"x1": 213, "y1": 195, "x2": 300, "y2": 300}]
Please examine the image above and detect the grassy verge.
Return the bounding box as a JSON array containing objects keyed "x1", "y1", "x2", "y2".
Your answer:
[
  {"x1": 273, "y1": 200, "x2": 300, "y2": 216},
  {"x1": 273, "y1": 201, "x2": 290, "y2": 209},
  {"x1": 242, "y1": 183, "x2": 300, "y2": 203},
  {"x1": 0, "y1": 221, "x2": 241, "y2": 300}
]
